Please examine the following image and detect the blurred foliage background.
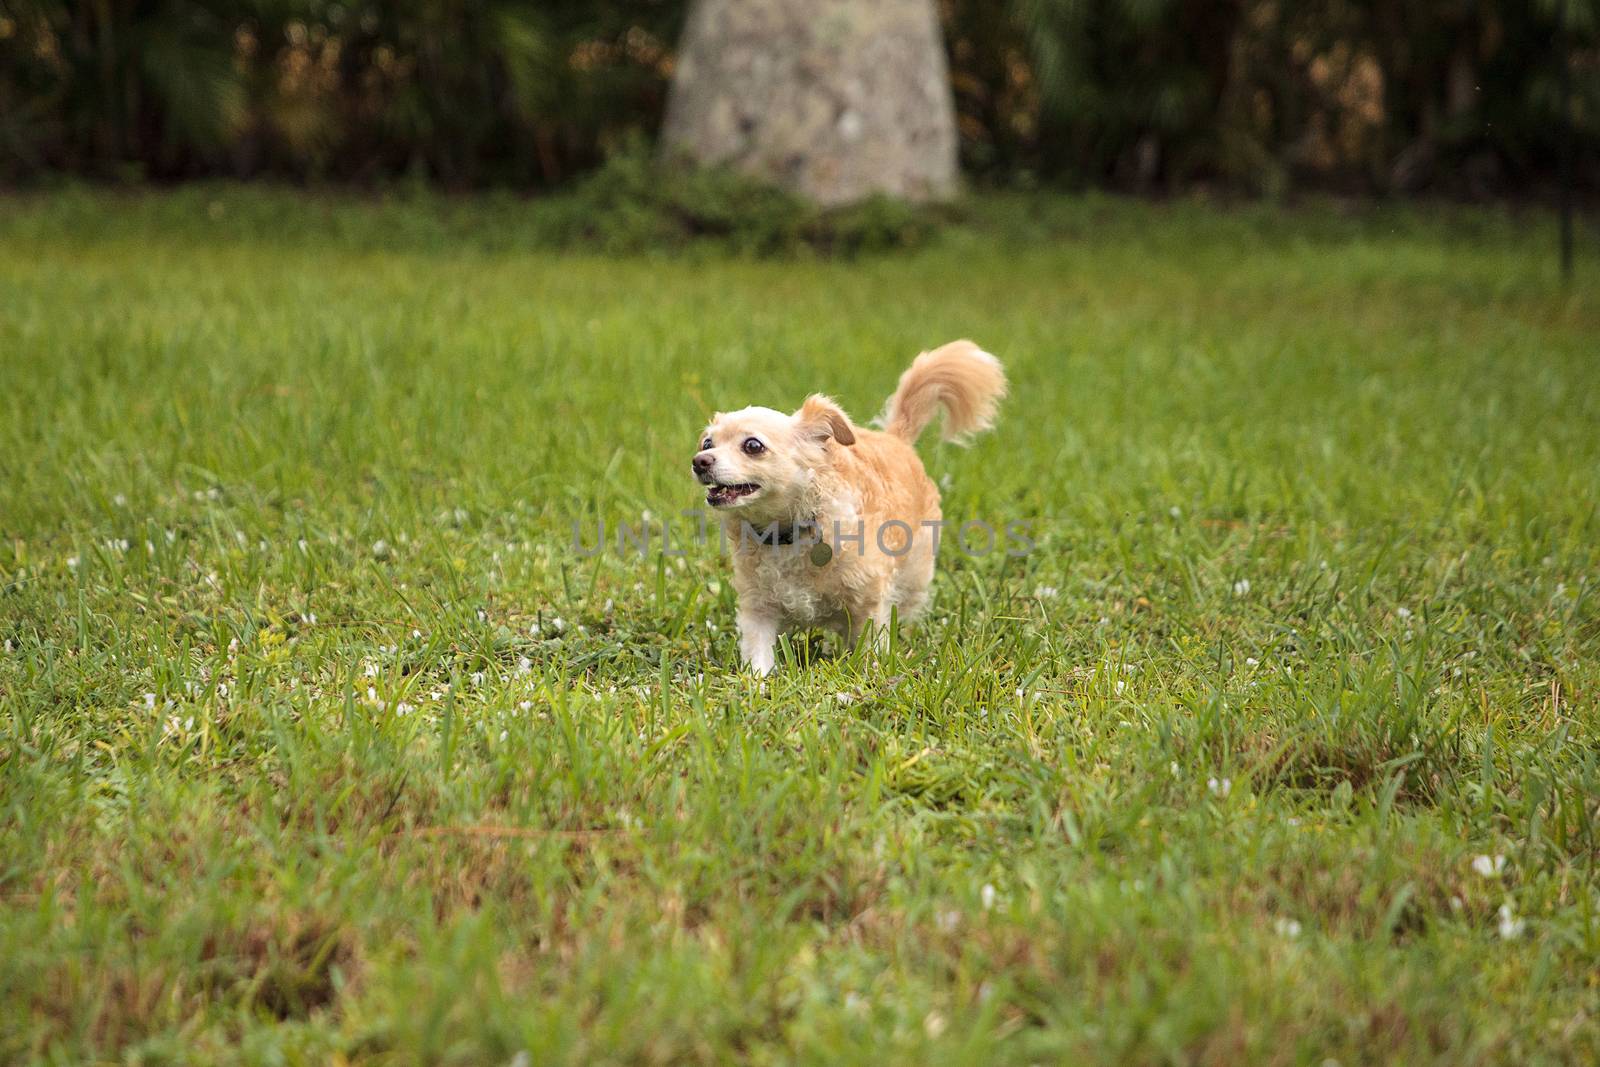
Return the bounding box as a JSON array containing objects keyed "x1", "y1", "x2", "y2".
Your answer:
[{"x1": 1, "y1": 0, "x2": 1595, "y2": 197}]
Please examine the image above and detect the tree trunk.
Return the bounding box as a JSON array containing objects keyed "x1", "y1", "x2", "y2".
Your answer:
[{"x1": 662, "y1": 0, "x2": 958, "y2": 206}]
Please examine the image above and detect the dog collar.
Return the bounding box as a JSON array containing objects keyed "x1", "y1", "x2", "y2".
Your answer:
[
  {"x1": 744, "y1": 518, "x2": 833, "y2": 566},
  {"x1": 752, "y1": 523, "x2": 802, "y2": 546}
]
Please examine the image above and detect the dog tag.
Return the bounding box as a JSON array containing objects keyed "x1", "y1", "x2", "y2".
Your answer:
[{"x1": 809, "y1": 541, "x2": 833, "y2": 567}]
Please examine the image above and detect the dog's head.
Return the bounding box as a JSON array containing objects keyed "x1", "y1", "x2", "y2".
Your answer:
[{"x1": 692, "y1": 395, "x2": 855, "y2": 518}]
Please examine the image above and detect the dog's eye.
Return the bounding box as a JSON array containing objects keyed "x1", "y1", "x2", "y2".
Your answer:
[
  {"x1": 699, "y1": 436, "x2": 713, "y2": 451},
  {"x1": 742, "y1": 437, "x2": 766, "y2": 456}
]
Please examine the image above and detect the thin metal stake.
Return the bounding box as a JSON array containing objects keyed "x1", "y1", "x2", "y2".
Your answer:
[{"x1": 1558, "y1": 0, "x2": 1574, "y2": 281}]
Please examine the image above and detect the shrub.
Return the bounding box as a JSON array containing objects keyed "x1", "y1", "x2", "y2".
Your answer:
[{"x1": 537, "y1": 143, "x2": 941, "y2": 256}]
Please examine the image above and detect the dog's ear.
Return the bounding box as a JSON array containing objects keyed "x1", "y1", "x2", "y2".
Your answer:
[{"x1": 796, "y1": 394, "x2": 856, "y2": 446}]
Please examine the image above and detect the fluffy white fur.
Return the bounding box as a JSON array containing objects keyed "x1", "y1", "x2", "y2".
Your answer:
[{"x1": 692, "y1": 340, "x2": 1006, "y2": 674}]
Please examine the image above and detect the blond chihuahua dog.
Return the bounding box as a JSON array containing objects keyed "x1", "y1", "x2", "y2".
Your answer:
[{"x1": 692, "y1": 341, "x2": 1006, "y2": 674}]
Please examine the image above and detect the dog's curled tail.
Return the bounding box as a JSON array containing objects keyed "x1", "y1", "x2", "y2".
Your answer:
[{"x1": 882, "y1": 340, "x2": 1007, "y2": 444}]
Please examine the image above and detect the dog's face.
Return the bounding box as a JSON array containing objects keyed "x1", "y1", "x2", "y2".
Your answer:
[{"x1": 692, "y1": 396, "x2": 855, "y2": 519}]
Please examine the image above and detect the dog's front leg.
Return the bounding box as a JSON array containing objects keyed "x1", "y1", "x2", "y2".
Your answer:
[{"x1": 737, "y1": 610, "x2": 780, "y2": 675}]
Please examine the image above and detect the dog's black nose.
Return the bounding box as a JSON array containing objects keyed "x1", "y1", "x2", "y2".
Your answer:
[{"x1": 692, "y1": 453, "x2": 714, "y2": 475}]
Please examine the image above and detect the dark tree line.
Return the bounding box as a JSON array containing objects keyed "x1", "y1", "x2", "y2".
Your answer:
[{"x1": 1, "y1": 0, "x2": 1594, "y2": 197}]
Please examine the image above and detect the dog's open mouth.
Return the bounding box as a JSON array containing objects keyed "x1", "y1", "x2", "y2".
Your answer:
[{"x1": 706, "y1": 482, "x2": 760, "y2": 507}]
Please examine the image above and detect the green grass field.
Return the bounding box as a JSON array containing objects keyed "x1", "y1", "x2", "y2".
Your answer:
[{"x1": 2, "y1": 187, "x2": 1598, "y2": 1065}]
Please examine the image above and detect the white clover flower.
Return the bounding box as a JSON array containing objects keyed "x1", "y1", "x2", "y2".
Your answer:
[
  {"x1": 936, "y1": 909, "x2": 961, "y2": 933},
  {"x1": 470, "y1": 671, "x2": 485, "y2": 687},
  {"x1": 833, "y1": 691, "x2": 855, "y2": 706},
  {"x1": 371, "y1": 539, "x2": 390, "y2": 559},
  {"x1": 143, "y1": 693, "x2": 157, "y2": 710},
  {"x1": 1471, "y1": 854, "x2": 1506, "y2": 878},
  {"x1": 923, "y1": 1011, "x2": 947, "y2": 1038},
  {"x1": 66, "y1": 556, "x2": 79, "y2": 570},
  {"x1": 980, "y1": 883, "x2": 997, "y2": 910},
  {"x1": 1396, "y1": 606, "x2": 1413, "y2": 620},
  {"x1": 1034, "y1": 585, "x2": 1059, "y2": 599},
  {"x1": 1208, "y1": 776, "x2": 1232, "y2": 798},
  {"x1": 363, "y1": 662, "x2": 380, "y2": 678},
  {"x1": 1113, "y1": 680, "x2": 1126, "y2": 695},
  {"x1": 395, "y1": 702, "x2": 414, "y2": 717},
  {"x1": 1232, "y1": 579, "x2": 1251, "y2": 596},
  {"x1": 1274, "y1": 917, "x2": 1302, "y2": 938},
  {"x1": 1169, "y1": 506, "x2": 1182, "y2": 518},
  {"x1": 113, "y1": 494, "x2": 127, "y2": 506},
  {"x1": 1245, "y1": 656, "x2": 1259, "y2": 666},
  {"x1": 1497, "y1": 903, "x2": 1525, "y2": 939}
]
